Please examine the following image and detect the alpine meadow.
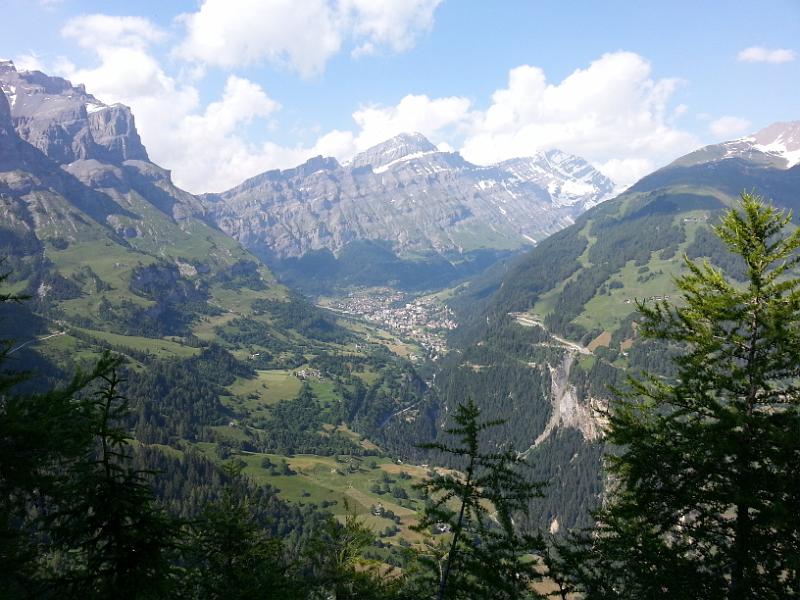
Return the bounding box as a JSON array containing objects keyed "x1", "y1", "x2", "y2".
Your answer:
[{"x1": 1, "y1": 1, "x2": 799, "y2": 598}]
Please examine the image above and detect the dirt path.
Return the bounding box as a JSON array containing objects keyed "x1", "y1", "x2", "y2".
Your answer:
[
  {"x1": 8, "y1": 331, "x2": 66, "y2": 355},
  {"x1": 511, "y1": 313, "x2": 592, "y2": 355}
]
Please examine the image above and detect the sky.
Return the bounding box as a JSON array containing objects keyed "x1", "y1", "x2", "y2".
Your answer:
[{"x1": 1, "y1": 0, "x2": 798, "y2": 193}]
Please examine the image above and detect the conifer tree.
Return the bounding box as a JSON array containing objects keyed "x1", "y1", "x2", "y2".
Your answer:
[
  {"x1": 557, "y1": 192, "x2": 800, "y2": 598},
  {"x1": 409, "y1": 398, "x2": 546, "y2": 600},
  {"x1": 0, "y1": 272, "x2": 116, "y2": 597},
  {"x1": 306, "y1": 506, "x2": 398, "y2": 600},
  {"x1": 185, "y1": 461, "x2": 302, "y2": 599},
  {"x1": 48, "y1": 364, "x2": 179, "y2": 599}
]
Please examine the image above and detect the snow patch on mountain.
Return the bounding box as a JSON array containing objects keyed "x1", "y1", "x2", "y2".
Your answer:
[
  {"x1": 748, "y1": 121, "x2": 800, "y2": 168},
  {"x1": 85, "y1": 101, "x2": 108, "y2": 114},
  {"x1": 372, "y1": 150, "x2": 439, "y2": 173},
  {"x1": 0, "y1": 83, "x2": 15, "y2": 109},
  {"x1": 717, "y1": 121, "x2": 800, "y2": 168}
]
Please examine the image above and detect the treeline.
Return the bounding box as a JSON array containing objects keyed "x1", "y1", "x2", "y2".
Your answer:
[
  {"x1": 0, "y1": 349, "x2": 392, "y2": 599},
  {"x1": 0, "y1": 305, "x2": 557, "y2": 599}
]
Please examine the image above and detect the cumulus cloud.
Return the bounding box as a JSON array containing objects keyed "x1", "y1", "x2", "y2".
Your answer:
[
  {"x1": 58, "y1": 15, "x2": 295, "y2": 192},
  {"x1": 342, "y1": 0, "x2": 442, "y2": 56},
  {"x1": 303, "y1": 52, "x2": 697, "y2": 188},
  {"x1": 709, "y1": 116, "x2": 751, "y2": 138},
  {"x1": 458, "y1": 52, "x2": 698, "y2": 187},
  {"x1": 351, "y1": 94, "x2": 473, "y2": 149},
  {"x1": 13, "y1": 52, "x2": 47, "y2": 72},
  {"x1": 175, "y1": 0, "x2": 442, "y2": 77},
  {"x1": 57, "y1": 16, "x2": 698, "y2": 193},
  {"x1": 63, "y1": 14, "x2": 166, "y2": 50},
  {"x1": 737, "y1": 46, "x2": 796, "y2": 64}
]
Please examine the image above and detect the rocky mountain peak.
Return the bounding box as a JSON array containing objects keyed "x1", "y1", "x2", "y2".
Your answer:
[
  {"x1": 0, "y1": 62, "x2": 148, "y2": 165},
  {"x1": 350, "y1": 132, "x2": 438, "y2": 170},
  {"x1": 0, "y1": 59, "x2": 16, "y2": 75},
  {"x1": 211, "y1": 131, "x2": 617, "y2": 263},
  {"x1": 747, "y1": 121, "x2": 800, "y2": 167},
  {"x1": 497, "y1": 150, "x2": 616, "y2": 210}
]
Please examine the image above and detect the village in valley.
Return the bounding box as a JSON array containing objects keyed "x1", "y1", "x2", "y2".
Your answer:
[{"x1": 323, "y1": 289, "x2": 457, "y2": 359}]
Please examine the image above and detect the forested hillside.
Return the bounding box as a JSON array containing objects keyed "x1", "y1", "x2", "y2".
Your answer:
[
  {"x1": 431, "y1": 125, "x2": 800, "y2": 534},
  {"x1": 0, "y1": 64, "x2": 443, "y2": 558}
]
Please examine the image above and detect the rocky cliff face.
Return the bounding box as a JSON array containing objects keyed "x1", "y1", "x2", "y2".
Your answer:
[
  {"x1": 209, "y1": 133, "x2": 616, "y2": 260},
  {"x1": 0, "y1": 74, "x2": 18, "y2": 163},
  {"x1": 0, "y1": 61, "x2": 208, "y2": 237},
  {"x1": 0, "y1": 60, "x2": 148, "y2": 165}
]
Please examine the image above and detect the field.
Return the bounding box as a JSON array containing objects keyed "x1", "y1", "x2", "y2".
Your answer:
[{"x1": 197, "y1": 447, "x2": 439, "y2": 546}]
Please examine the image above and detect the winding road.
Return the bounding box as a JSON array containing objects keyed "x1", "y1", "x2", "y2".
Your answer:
[{"x1": 8, "y1": 331, "x2": 66, "y2": 355}]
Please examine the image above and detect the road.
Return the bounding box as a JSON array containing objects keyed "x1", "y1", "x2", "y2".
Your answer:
[
  {"x1": 511, "y1": 313, "x2": 592, "y2": 355},
  {"x1": 8, "y1": 331, "x2": 66, "y2": 355}
]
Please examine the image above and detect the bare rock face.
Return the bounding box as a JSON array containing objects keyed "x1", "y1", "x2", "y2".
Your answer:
[
  {"x1": 208, "y1": 133, "x2": 617, "y2": 260},
  {"x1": 0, "y1": 62, "x2": 209, "y2": 231},
  {"x1": 0, "y1": 60, "x2": 148, "y2": 165},
  {"x1": 87, "y1": 104, "x2": 149, "y2": 164},
  {"x1": 349, "y1": 132, "x2": 438, "y2": 170},
  {"x1": 0, "y1": 74, "x2": 16, "y2": 160}
]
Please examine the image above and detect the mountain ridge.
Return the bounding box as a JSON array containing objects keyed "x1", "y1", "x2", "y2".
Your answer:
[{"x1": 208, "y1": 132, "x2": 617, "y2": 285}]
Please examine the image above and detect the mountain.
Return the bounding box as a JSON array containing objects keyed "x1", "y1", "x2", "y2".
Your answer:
[
  {"x1": 0, "y1": 60, "x2": 434, "y2": 448},
  {"x1": 432, "y1": 121, "x2": 800, "y2": 531},
  {"x1": 468, "y1": 121, "x2": 800, "y2": 347},
  {"x1": 671, "y1": 120, "x2": 800, "y2": 170},
  {"x1": 207, "y1": 132, "x2": 615, "y2": 291},
  {"x1": 0, "y1": 63, "x2": 486, "y2": 555}
]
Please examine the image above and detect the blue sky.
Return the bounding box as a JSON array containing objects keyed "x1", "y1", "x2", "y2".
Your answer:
[{"x1": 2, "y1": 0, "x2": 798, "y2": 192}]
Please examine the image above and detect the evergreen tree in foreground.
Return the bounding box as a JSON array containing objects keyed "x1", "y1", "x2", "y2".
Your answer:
[
  {"x1": 0, "y1": 273, "x2": 118, "y2": 597},
  {"x1": 552, "y1": 192, "x2": 800, "y2": 598},
  {"x1": 185, "y1": 461, "x2": 303, "y2": 599},
  {"x1": 48, "y1": 365, "x2": 180, "y2": 599},
  {"x1": 408, "y1": 398, "x2": 546, "y2": 600}
]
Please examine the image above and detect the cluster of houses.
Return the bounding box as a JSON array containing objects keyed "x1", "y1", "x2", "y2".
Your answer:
[
  {"x1": 329, "y1": 290, "x2": 458, "y2": 358},
  {"x1": 624, "y1": 294, "x2": 672, "y2": 304},
  {"x1": 294, "y1": 367, "x2": 323, "y2": 380}
]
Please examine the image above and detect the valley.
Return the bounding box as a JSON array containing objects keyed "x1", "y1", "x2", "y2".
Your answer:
[
  {"x1": 1, "y1": 36, "x2": 798, "y2": 596},
  {"x1": 321, "y1": 288, "x2": 457, "y2": 359}
]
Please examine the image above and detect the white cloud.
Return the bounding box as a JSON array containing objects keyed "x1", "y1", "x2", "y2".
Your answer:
[
  {"x1": 709, "y1": 116, "x2": 751, "y2": 138},
  {"x1": 175, "y1": 0, "x2": 341, "y2": 77},
  {"x1": 58, "y1": 15, "x2": 293, "y2": 192},
  {"x1": 597, "y1": 158, "x2": 657, "y2": 187},
  {"x1": 13, "y1": 52, "x2": 47, "y2": 72},
  {"x1": 175, "y1": 0, "x2": 442, "y2": 77},
  {"x1": 342, "y1": 0, "x2": 442, "y2": 56},
  {"x1": 737, "y1": 46, "x2": 796, "y2": 64},
  {"x1": 458, "y1": 52, "x2": 698, "y2": 187},
  {"x1": 351, "y1": 94, "x2": 473, "y2": 149},
  {"x1": 63, "y1": 14, "x2": 166, "y2": 50},
  {"x1": 57, "y1": 19, "x2": 698, "y2": 194}
]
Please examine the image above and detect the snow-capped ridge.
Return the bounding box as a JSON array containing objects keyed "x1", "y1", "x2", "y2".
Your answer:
[
  {"x1": 371, "y1": 149, "x2": 439, "y2": 173},
  {"x1": 747, "y1": 121, "x2": 800, "y2": 168},
  {"x1": 350, "y1": 132, "x2": 438, "y2": 170},
  {"x1": 496, "y1": 149, "x2": 616, "y2": 209}
]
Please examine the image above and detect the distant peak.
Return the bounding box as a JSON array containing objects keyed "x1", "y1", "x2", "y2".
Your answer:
[
  {"x1": 0, "y1": 59, "x2": 16, "y2": 73},
  {"x1": 350, "y1": 132, "x2": 438, "y2": 170},
  {"x1": 746, "y1": 121, "x2": 800, "y2": 168},
  {"x1": 748, "y1": 120, "x2": 800, "y2": 147},
  {"x1": 391, "y1": 131, "x2": 435, "y2": 146}
]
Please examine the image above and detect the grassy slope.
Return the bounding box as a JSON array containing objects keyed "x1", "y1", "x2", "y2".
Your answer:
[{"x1": 6, "y1": 164, "x2": 442, "y2": 547}]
